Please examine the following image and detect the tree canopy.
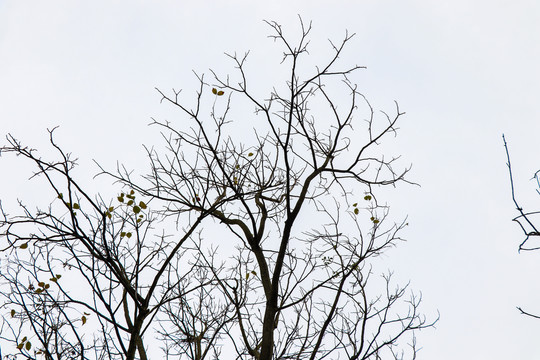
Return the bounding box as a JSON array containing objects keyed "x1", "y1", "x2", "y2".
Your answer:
[{"x1": 0, "y1": 19, "x2": 436, "y2": 360}]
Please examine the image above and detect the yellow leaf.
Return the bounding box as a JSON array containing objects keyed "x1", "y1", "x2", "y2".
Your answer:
[
  {"x1": 11, "y1": 309, "x2": 15, "y2": 317},
  {"x1": 212, "y1": 88, "x2": 217, "y2": 94},
  {"x1": 26, "y1": 341, "x2": 32, "y2": 350},
  {"x1": 354, "y1": 208, "x2": 359, "y2": 215},
  {"x1": 248, "y1": 152, "x2": 253, "y2": 157},
  {"x1": 38, "y1": 282, "x2": 45, "y2": 288},
  {"x1": 73, "y1": 203, "x2": 80, "y2": 209},
  {"x1": 20, "y1": 243, "x2": 28, "y2": 249},
  {"x1": 133, "y1": 206, "x2": 141, "y2": 214},
  {"x1": 139, "y1": 201, "x2": 147, "y2": 209},
  {"x1": 217, "y1": 90, "x2": 224, "y2": 96},
  {"x1": 126, "y1": 232, "x2": 132, "y2": 238},
  {"x1": 17, "y1": 343, "x2": 23, "y2": 350},
  {"x1": 82, "y1": 315, "x2": 87, "y2": 325}
]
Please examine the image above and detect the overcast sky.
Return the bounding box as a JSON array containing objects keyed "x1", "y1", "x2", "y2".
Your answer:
[{"x1": 1, "y1": 1, "x2": 540, "y2": 359}]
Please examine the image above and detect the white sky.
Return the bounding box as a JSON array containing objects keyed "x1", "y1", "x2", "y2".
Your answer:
[{"x1": 1, "y1": 1, "x2": 540, "y2": 359}]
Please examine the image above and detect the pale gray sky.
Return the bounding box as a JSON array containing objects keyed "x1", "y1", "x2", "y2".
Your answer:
[{"x1": 1, "y1": 1, "x2": 540, "y2": 359}]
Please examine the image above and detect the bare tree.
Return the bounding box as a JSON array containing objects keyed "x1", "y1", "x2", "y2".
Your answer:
[
  {"x1": 1, "y1": 19, "x2": 436, "y2": 360},
  {"x1": 503, "y1": 135, "x2": 540, "y2": 251},
  {"x1": 503, "y1": 134, "x2": 540, "y2": 319}
]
